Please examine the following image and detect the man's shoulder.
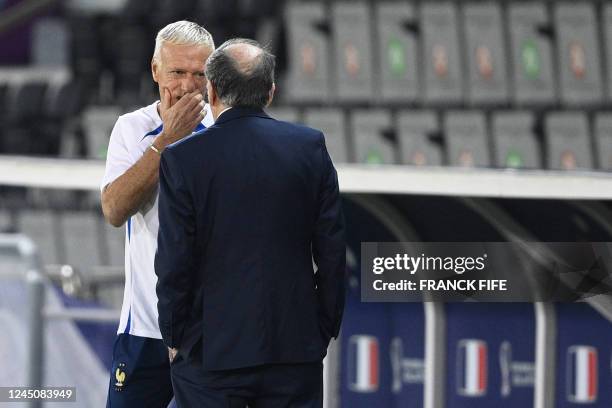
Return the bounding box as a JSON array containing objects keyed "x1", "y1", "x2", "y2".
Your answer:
[{"x1": 265, "y1": 116, "x2": 324, "y2": 143}]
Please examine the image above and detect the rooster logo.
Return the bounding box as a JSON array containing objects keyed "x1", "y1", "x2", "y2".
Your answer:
[{"x1": 115, "y1": 364, "x2": 127, "y2": 388}]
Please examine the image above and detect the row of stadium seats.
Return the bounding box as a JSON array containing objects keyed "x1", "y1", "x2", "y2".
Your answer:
[
  {"x1": 1, "y1": 76, "x2": 610, "y2": 172},
  {"x1": 67, "y1": 0, "x2": 280, "y2": 100},
  {"x1": 3, "y1": 77, "x2": 611, "y2": 173},
  {"x1": 0, "y1": 209, "x2": 123, "y2": 270},
  {"x1": 269, "y1": 107, "x2": 612, "y2": 170},
  {"x1": 0, "y1": 80, "x2": 85, "y2": 156},
  {"x1": 285, "y1": 1, "x2": 612, "y2": 106},
  {"x1": 0, "y1": 208, "x2": 124, "y2": 307}
]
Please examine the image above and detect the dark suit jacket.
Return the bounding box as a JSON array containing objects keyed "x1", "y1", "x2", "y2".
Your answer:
[{"x1": 155, "y1": 107, "x2": 346, "y2": 371}]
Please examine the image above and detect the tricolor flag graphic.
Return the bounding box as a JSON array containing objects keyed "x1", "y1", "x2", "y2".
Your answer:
[
  {"x1": 456, "y1": 339, "x2": 488, "y2": 397},
  {"x1": 347, "y1": 335, "x2": 379, "y2": 393},
  {"x1": 567, "y1": 346, "x2": 598, "y2": 403}
]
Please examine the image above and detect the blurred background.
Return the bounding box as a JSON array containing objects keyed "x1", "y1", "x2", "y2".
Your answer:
[{"x1": 1, "y1": 0, "x2": 612, "y2": 407}]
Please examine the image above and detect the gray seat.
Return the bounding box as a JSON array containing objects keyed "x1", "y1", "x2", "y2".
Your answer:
[
  {"x1": 284, "y1": 2, "x2": 332, "y2": 102},
  {"x1": 31, "y1": 18, "x2": 69, "y2": 67},
  {"x1": 593, "y1": 113, "x2": 612, "y2": 170},
  {"x1": 604, "y1": 5, "x2": 612, "y2": 102},
  {"x1": 350, "y1": 109, "x2": 396, "y2": 164},
  {"x1": 18, "y1": 210, "x2": 61, "y2": 265},
  {"x1": 492, "y1": 111, "x2": 541, "y2": 169},
  {"x1": 554, "y1": 3, "x2": 603, "y2": 106},
  {"x1": 544, "y1": 112, "x2": 593, "y2": 170},
  {"x1": 303, "y1": 108, "x2": 348, "y2": 164},
  {"x1": 0, "y1": 209, "x2": 13, "y2": 233},
  {"x1": 421, "y1": 2, "x2": 464, "y2": 105},
  {"x1": 462, "y1": 2, "x2": 509, "y2": 106},
  {"x1": 103, "y1": 217, "x2": 125, "y2": 268},
  {"x1": 331, "y1": 1, "x2": 374, "y2": 102},
  {"x1": 444, "y1": 111, "x2": 490, "y2": 167},
  {"x1": 266, "y1": 107, "x2": 301, "y2": 124},
  {"x1": 375, "y1": 2, "x2": 420, "y2": 103},
  {"x1": 508, "y1": 2, "x2": 557, "y2": 105},
  {"x1": 60, "y1": 212, "x2": 103, "y2": 274},
  {"x1": 397, "y1": 111, "x2": 442, "y2": 166},
  {"x1": 82, "y1": 106, "x2": 121, "y2": 160}
]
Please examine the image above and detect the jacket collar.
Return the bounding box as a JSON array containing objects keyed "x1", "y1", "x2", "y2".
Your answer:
[{"x1": 214, "y1": 107, "x2": 270, "y2": 125}]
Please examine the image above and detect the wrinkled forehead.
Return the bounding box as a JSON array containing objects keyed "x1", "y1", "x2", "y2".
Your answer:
[{"x1": 159, "y1": 42, "x2": 213, "y2": 69}]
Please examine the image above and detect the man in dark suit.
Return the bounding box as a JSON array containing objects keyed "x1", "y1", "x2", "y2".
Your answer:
[{"x1": 154, "y1": 38, "x2": 346, "y2": 407}]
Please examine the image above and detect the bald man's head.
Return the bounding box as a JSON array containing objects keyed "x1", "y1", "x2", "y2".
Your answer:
[{"x1": 205, "y1": 38, "x2": 276, "y2": 109}]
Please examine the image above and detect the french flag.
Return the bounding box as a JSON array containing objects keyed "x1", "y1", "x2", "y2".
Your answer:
[
  {"x1": 457, "y1": 339, "x2": 488, "y2": 397},
  {"x1": 347, "y1": 335, "x2": 379, "y2": 393},
  {"x1": 567, "y1": 346, "x2": 598, "y2": 403}
]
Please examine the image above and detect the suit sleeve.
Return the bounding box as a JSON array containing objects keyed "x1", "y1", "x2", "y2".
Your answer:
[
  {"x1": 155, "y1": 148, "x2": 196, "y2": 349},
  {"x1": 312, "y1": 133, "x2": 347, "y2": 343}
]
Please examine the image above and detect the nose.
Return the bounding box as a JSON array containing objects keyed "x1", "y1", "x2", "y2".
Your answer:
[{"x1": 180, "y1": 74, "x2": 198, "y2": 93}]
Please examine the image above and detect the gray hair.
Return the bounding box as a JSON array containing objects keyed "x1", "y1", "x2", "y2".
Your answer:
[
  {"x1": 153, "y1": 21, "x2": 215, "y2": 63},
  {"x1": 204, "y1": 38, "x2": 276, "y2": 109}
]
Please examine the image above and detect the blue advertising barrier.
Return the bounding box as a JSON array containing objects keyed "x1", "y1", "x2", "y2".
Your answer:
[
  {"x1": 339, "y1": 197, "x2": 425, "y2": 407},
  {"x1": 391, "y1": 303, "x2": 425, "y2": 408},
  {"x1": 445, "y1": 303, "x2": 536, "y2": 407},
  {"x1": 555, "y1": 303, "x2": 612, "y2": 407}
]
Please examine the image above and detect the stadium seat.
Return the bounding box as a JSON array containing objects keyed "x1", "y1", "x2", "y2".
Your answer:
[
  {"x1": 421, "y1": 2, "x2": 464, "y2": 105},
  {"x1": 544, "y1": 112, "x2": 593, "y2": 170},
  {"x1": 508, "y1": 2, "x2": 557, "y2": 105},
  {"x1": 17, "y1": 210, "x2": 62, "y2": 265},
  {"x1": 603, "y1": 5, "x2": 612, "y2": 101},
  {"x1": 82, "y1": 106, "x2": 122, "y2": 160},
  {"x1": 462, "y1": 2, "x2": 509, "y2": 106},
  {"x1": 492, "y1": 111, "x2": 541, "y2": 169},
  {"x1": 553, "y1": 3, "x2": 603, "y2": 106},
  {"x1": 445, "y1": 304, "x2": 536, "y2": 407},
  {"x1": 68, "y1": 16, "x2": 103, "y2": 94},
  {"x1": 3, "y1": 81, "x2": 49, "y2": 155},
  {"x1": 594, "y1": 113, "x2": 612, "y2": 170},
  {"x1": 331, "y1": 2, "x2": 374, "y2": 102},
  {"x1": 59, "y1": 211, "x2": 104, "y2": 274},
  {"x1": 375, "y1": 2, "x2": 420, "y2": 104},
  {"x1": 31, "y1": 18, "x2": 70, "y2": 67},
  {"x1": 150, "y1": 0, "x2": 196, "y2": 28},
  {"x1": 236, "y1": 0, "x2": 275, "y2": 19},
  {"x1": 284, "y1": 2, "x2": 332, "y2": 102},
  {"x1": 444, "y1": 111, "x2": 490, "y2": 167},
  {"x1": 103, "y1": 218, "x2": 125, "y2": 268},
  {"x1": 396, "y1": 110, "x2": 443, "y2": 166},
  {"x1": 113, "y1": 26, "x2": 149, "y2": 99},
  {"x1": 303, "y1": 108, "x2": 349, "y2": 164},
  {"x1": 350, "y1": 109, "x2": 396, "y2": 164},
  {"x1": 6, "y1": 81, "x2": 48, "y2": 124},
  {"x1": 40, "y1": 81, "x2": 84, "y2": 157},
  {"x1": 0, "y1": 209, "x2": 14, "y2": 233},
  {"x1": 0, "y1": 83, "x2": 8, "y2": 153},
  {"x1": 193, "y1": 0, "x2": 237, "y2": 23},
  {"x1": 266, "y1": 106, "x2": 301, "y2": 124}
]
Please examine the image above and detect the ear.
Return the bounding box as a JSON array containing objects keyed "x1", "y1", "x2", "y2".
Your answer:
[
  {"x1": 151, "y1": 59, "x2": 160, "y2": 83},
  {"x1": 266, "y1": 83, "x2": 276, "y2": 107},
  {"x1": 206, "y1": 80, "x2": 216, "y2": 105}
]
